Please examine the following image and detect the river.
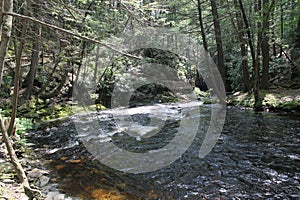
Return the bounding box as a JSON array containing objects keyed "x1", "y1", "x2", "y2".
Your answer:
[{"x1": 28, "y1": 102, "x2": 300, "y2": 199}]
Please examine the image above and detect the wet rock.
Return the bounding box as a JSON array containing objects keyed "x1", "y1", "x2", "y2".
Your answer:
[
  {"x1": 39, "y1": 175, "x2": 50, "y2": 187},
  {"x1": 27, "y1": 168, "x2": 49, "y2": 178},
  {"x1": 46, "y1": 191, "x2": 60, "y2": 200},
  {"x1": 3, "y1": 179, "x2": 14, "y2": 184},
  {"x1": 42, "y1": 183, "x2": 59, "y2": 192},
  {"x1": 53, "y1": 193, "x2": 65, "y2": 200}
]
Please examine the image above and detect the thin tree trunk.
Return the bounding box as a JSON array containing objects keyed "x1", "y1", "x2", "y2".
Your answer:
[
  {"x1": 24, "y1": 24, "x2": 41, "y2": 99},
  {"x1": 0, "y1": 118, "x2": 42, "y2": 199},
  {"x1": 197, "y1": 0, "x2": 208, "y2": 51},
  {"x1": 93, "y1": 44, "x2": 100, "y2": 83},
  {"x1": 210, "y1": 0, "x2": 226, "y2": 90},
  {"x1": 234, "y1": 0, "x2": 250, "y2": 92},
  {"x1": 24, "y1": 0, "x2": 42, "y2": 99},
  {"x1": 254, "y1": 0, "x2": 262, "y2": 109},
  {"x1": 74, "y1": 1, "x2": 94, "y2": 85},
  {"x1": 291, "y1": 16, "x2": 300, "y2": 81},
  {"x1": 239, "y1": 0, "x2": 256, "y2": 87},
  {"x1": 271, "y1": 10, "x2": 276, "y2": 57},
  {"x1": 0, "y1": 0, "x2": 13, "y2": 88},
  {"x1": 74, "y1": 41, "x2": 86, "y2": 84},
  {"x1": 280, "y1": 0, "x2": 284, "y2": 57},
  {"x1": 7, "y1": 12, "x2": 28, "y2": 135},
  {"x1": 261, "y1": 0, "x2": 275, "y2": 89}
]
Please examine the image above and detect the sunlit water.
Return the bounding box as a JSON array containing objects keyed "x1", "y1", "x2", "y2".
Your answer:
[{"x1": 28, "y1": 103, "x2": 300, "y2": 199}]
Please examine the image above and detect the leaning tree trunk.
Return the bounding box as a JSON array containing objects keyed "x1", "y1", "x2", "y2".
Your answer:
[
  {"x1": 0, "y1": 0, "x2": 13, "y2": 88},
  {"x1": 0, "y1": 119, "x2": 42, "y2": 199}
]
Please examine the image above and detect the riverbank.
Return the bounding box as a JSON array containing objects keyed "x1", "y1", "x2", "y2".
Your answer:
[
  {"x1": 0, "y1": 88, "x2": 299, "y2": 199},
  {"x1": 0, "y1": 140, "x2": 75, "y2": 200},
  {"x1": 227, "y1": 88, "x2": 300, "y2": 114}
]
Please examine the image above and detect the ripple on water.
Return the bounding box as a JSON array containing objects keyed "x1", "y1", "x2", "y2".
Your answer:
[{"x1": 28, "y1": 105, "x2": 300, "y2": 199}]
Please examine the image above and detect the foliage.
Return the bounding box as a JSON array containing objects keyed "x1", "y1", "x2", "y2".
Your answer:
[
  {"x1": 228, "y1": 89, "x2": 300, "y2": 111},
  {"x1": 0, "y1": 108, "x2": 33, "y2": 141},
  {"x1": 0, "y1": 0, "x2": 299, "y2": 115},
  {"x1": 96, "y1": 48, "x2": 191, "y2": 107}
]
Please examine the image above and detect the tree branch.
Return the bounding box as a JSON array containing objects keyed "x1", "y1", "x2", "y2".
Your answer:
[{"x1": 3, "y1": 12, "x2": 141, "y2": 60}]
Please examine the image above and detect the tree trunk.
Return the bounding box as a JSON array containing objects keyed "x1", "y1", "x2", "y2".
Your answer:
[
  {"x1": 233, "y1": 0, "x2": 250, "y2": 92},
  {"x1": 0, "y1": 118, "x2": 42, "y2": 199},
  {"x1": 93, "y1": 44, "x2": 100, "y2": 83},
  {"x1": 239, "y1": 0, "x2": 256, "y2": 88},
  {"x1": 74, "y1": 1, "x2": 94, "y2": 85},
  {"x1": 24, "y1": 0, "x2": 42, "y2": 99},
  {"x1": 7, "y1": 14, "x2": 28, "y2": 135},
  {"x1": 0, "y1": 0, "x2": 13, "y2": 88},
  {"x1": 291, "y1": 16, "x2": 300, "y2": 83},
  {"x1": 261, "y1": 0, "x2": 274, "y2": 89},
  {"x1": 197, "y1": 0, "x2": 208, "y2": 51},
  {"x1": 271, "y1": 10, "x2": 276, "y2": 57},
  {"x1": 210, "y1": 0, "x2": 226, "y2": 90},
  {"x1": 254, "y1": 0, "x2": 262, "y2": 109},
  {"x1": 280, "y1": 0, "x2": 284, "y2": 57}
]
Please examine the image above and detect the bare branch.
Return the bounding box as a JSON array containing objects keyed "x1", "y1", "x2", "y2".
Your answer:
[{"x1": 3, "y1": 12, "x2": 141, "y2": 60}]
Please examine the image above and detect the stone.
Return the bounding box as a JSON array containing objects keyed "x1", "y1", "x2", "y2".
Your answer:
[
  {"x1": 3, "y1": 179, "x2": 14, "y2": 184},
  {"x1": 27, "y1": 168, "x2": 49, "y2": 178},
  {"x1": 46, "y1": 191, "x2": 60, "y2": 200},
  {"x1": 39, "y1": 175, "x2": 50, "y2": 187},
  {"x1": 53, "y1": 194, "x2": 65, "y2": 200}
]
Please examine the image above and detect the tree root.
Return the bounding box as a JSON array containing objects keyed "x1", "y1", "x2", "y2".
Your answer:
[{"x1": 0, "y1": 118, "x2": 44, "y2": 200}]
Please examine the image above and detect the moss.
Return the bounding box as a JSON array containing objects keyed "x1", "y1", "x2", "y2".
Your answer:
[{"x1": 229, "y1": 89, "x2": 300, "y2": 112}]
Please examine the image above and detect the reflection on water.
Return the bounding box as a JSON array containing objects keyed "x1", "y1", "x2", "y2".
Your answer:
[{"x1": 29, "y1": 103, "x2": 300, "y2": 199}]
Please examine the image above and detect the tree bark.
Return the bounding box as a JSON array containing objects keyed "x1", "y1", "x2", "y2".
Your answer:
[
  {"x1": 93, "y1": 44, "x2": 100, "y2": 83},
  {"x1": 254, "y1": 0, "x2": 262, "y2": 109},
  {"x1": 261, "y1": 0, "x2": 275, "y2": 89},
  {"x1": 197, "y1": 0, "x2": 208, "y2": 51},
  {"x1": 7, "y1": 14, "x2": 28, "y2": 135},
  {"x1": 210, "y1": 0, "x2": 226, "y2": 90},
  {"x1": 233, "y1": 0, "x2": 250, "y2": 92},
  {"x1": 24, "y1": 0, "x2": 42, "y2": 99},
  {"x1": 0, "y1": 118, "x2": 42, "y2": 199},
  {"x1": 291, "y1": 16, "x2": 300, "y2": 82},
  {"x1": 239, "y1": 0, "x2": 257, "y2": 88},
  {"x1": 0, "y1": 0, "x2": 13, "y2": 88}
]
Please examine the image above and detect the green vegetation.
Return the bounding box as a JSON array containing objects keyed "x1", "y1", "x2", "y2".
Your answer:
[
  {"x1": 0, "y1": 0, "x2": 299, "y2": 198},
  {"x1": 228, "y1": 89, "x2": 300, "y2": 112}
]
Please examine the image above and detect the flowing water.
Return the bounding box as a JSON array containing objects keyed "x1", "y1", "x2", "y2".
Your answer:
[{"x1": 28, "y1": 103, "x2": 300, "y2": 199}]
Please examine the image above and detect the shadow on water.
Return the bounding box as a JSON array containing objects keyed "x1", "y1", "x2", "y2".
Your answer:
[{"x1": 28, "y1": 104, "x2": 300, "y2": 199}]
